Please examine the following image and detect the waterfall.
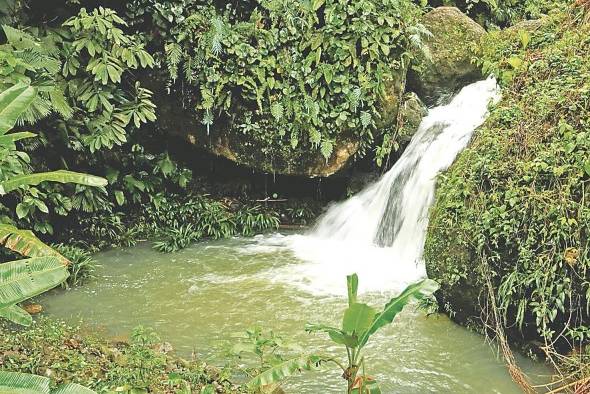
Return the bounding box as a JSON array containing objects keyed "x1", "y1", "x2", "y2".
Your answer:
[{"x1": 267, "y1": 78, "x2": 500, "y2": 295}]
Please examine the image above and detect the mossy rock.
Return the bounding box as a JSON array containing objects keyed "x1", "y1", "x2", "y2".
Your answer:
[
  {"x1": 147, "y1": 68, "x2": 413, "y2": 177},
  {"x1": 409, "y1": 7, "x2": 485, "y2": 105},
  {"x1": 424, "y1": 10, "x2": 590, "y2": 351}
]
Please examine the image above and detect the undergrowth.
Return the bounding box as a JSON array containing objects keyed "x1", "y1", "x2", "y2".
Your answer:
[{"x1": 425, "y1": 3, "x2": 590, "y2": 358}]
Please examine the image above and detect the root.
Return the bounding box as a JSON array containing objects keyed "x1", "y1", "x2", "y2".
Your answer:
[{"x1": 480, "y1": 256, "x2": 537, "y2": 394}]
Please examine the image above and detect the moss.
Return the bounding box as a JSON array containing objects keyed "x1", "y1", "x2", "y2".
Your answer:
[
  {"x1": 409, "y1": 7, "x2": 485, "y2": 104},
  {"x1": 425, "y1": 5, "x2": 590, "y2": 351}
]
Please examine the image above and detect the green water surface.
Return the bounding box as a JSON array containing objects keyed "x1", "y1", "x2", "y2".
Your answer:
[{"x1": 40, "y1": 236, "x2": 549, "y2": 393}]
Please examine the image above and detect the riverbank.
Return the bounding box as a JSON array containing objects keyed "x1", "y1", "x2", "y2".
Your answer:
[{"x1": 0, "y1": 318, "x2": 245, "y2": 393}]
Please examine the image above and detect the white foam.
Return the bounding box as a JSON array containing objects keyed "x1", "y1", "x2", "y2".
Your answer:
[{"x1": 276, "y1": 78, "x2": 500, "y2": 296}]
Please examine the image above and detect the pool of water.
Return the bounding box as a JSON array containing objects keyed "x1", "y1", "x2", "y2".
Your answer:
[{"x1": 40, "y1": 235, "x2": 549, "y2": 393}]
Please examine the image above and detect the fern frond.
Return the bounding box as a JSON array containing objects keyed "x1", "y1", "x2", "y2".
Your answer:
[
  {"x1": 164, "y1": 42, "x2": 182, "y2": 81},
  {"x1": 49, "y1": 85, "x2": 74, "y2": 119}
]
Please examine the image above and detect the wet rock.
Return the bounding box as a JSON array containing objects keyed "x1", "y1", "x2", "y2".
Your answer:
[
  {"x1": 398, "y1": 92, "x2": 428, "y2": 144},
  {"x1": 408, "y1": 7, "x2": 485, "y2": 105}
]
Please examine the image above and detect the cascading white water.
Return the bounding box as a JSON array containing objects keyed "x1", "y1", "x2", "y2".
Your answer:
[{"x1": 269, "y1": 78, "x2": 500, "y2": 295}]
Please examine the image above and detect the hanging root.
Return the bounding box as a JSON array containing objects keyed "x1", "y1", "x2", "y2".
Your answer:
[{"x1": 480, "y1": 256, "x2": 537, "y2": 394}]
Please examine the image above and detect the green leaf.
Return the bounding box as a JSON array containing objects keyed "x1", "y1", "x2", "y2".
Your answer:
[
  {"x1": 247, "y1": 355, "x2": 324, "y2": 388},
  {"x1": 15, "y1": 203, "x2": 29, "y2": 219},
  {"x1": 320, "y1": 140, "x2": 333, "y2": 160},
  {"x1": 358, "y1": 279, "x2": 439, "y2": 348},
  {"x1": 52, "y1": 383, "x2": 96, "y2": 394},
  {"x1": 0, "y1": 304, "x2": 32, "y2": 326},
  {"x1": 305, "y1": 323, "x2": 357, "y2": 346},
  {"x1": 342, "y1": 303, "x2": 376, "y2": 337},
  {"x1": 0, "y1": 371, "x2": 96, "y2": 393},
  {"x1": 0, "y1": 170, "x2": 107, "y2": 195},
  {"x1": 518, "y1": 30, "x2": 531, "y2": 49},
  {"x1": 0, "y1": 371, "x2": 50, "y2": 394},
  {"x1": 0, "y1": 256, "x2": 69, "y2": 309},
  {"x1": 199, "y1": 385, "x2": 215, "y2": 394},
  {"x1": 507, "y1": 56, "x2": 523, "y2": 70},
  {"x1": 0, "y1": 132, "x2": 37, "y2": 146},
  {"x1": 114, "y1": 190, "x2": 125, "y2": 206},
  {"x1": 0, "y1": 224, "x2": 69, "y2": 264},
  {"x1": 0, "y1": 83, "x2": 37, "y2": 134},
  {"x1": 347, "y1": 273, "x2": 358, "y2": 306}
]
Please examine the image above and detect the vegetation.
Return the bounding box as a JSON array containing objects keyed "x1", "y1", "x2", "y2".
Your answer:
[
  {"x1": 0, "y1": 371, "x2": 94, "y2": 394},
  {"x1": 0, "y1": 82, "x2": 106, "y2": 326},
  {"x1": 158, "y1": 0, "x2": 430, "y2": 165},
  {"x1": 0, "y1": 318, "x2": 242, "y2": 393},
  {"x1": 248, "y1": 274, "x2": 439, "y2": 393},
  {"x1": 434, "y1": 0, "x2": 569, "y2": 27},
  {"x1": 1, "y1": 0, "x2": 589, "y2": 392},
  {"x1": 425, "y1": 0, "x2": 590, "y2": 367}
]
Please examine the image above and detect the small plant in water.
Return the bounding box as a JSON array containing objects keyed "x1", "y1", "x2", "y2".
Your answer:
[{"x1": 248, "y1": 274, "x2": 439, "y2": 393}]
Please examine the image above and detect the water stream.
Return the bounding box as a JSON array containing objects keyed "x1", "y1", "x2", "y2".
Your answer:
[{"x1": 40, "y1": 79, "x2": 550, "y2": 392}]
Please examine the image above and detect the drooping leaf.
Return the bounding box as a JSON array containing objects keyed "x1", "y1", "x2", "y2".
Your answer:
[
  {"x1": 0, "y1": 304, "x2": 32, "y2": 326},
  {"x1": 247, "y1": 355, "x2": 324, "y2": 388},
  {"x1": 0, "y1": 256, "x2": 69, "y2": 309},
  {"x1": 358, "y1": 279, "x2": 439, "y2": 348},
  {"x1": 0, "y1": 371, "x2": 96, "y2": 393},
  {"x1": 0, "y1": 132, "x2": 37, "y2": 147},
  {"x1": 52, "y1": 383, "x2": 96, "y2": 394},
  {"x1": 0, "y1": 224, "x2": 69, "y2": 264},
  {"x1": 0, "y1": 371, "x2": 50, "y2": 394},
  {"x1": 0, "y1": 170, "x2": 107, "y2": 195},
  {"x1": 0, "y1": 83, "x2": 37, "y2": 134},
  {"x1": 305, "y1": 323, "x2": 357, "y2": 347}
]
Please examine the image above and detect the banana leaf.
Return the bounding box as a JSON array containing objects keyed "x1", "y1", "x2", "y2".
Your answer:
[
  {"x1": 0, "y1": 256, "x2": 69, "y2": 309},
  {"x1": 0, "y1": 304, "x2": 32, "y2": 326},
  {"x1": 0, "y1": 371, "x2": 96, "y2": 393},
  {"x1": 358, "y1": 279, "x2": 439, "y2": 348},
  {"x1": 0, "y1": 224, "x2": 69, "y2": 264},
  {"x1": 0, "y1": 170, "x2": 107, "y2": 195},
  {"x1": 247, "y1": 355, "x2": 325, "y2": 389}
]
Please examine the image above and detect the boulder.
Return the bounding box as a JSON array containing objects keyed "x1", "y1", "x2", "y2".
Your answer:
[
  {"x1": 398, "y1": 93, "x2": 428, "y2": 143},
  {"x1": 409, "y1": 7, "x2": 486, "y2": 105}
]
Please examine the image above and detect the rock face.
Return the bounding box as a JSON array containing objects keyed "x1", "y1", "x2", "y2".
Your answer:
[
  {"x1": 409, "y1": 7, "x2": 486, "y2": 105},
  {"x1": 202, "y1": 131, "x2": 361, "y2": 178},
  {"x1": 398, "y1": 93, "x2": 428, "y2": 143}
]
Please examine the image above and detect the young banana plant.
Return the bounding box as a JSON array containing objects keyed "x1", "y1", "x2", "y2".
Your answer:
[{"x1": 248, "y1": 274, "x2": 439, "y2": 393}]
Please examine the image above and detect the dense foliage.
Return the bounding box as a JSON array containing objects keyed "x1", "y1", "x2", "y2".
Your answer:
[
  {"x1": 0, "y1": 319, "x2": 242, "y2": 393},
  {"x1": 158, "y1": 0, "x2": 429, "y2": 165},
  {"x1": 425, "y1": 4, "x2": 590, "y2": 352}
]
